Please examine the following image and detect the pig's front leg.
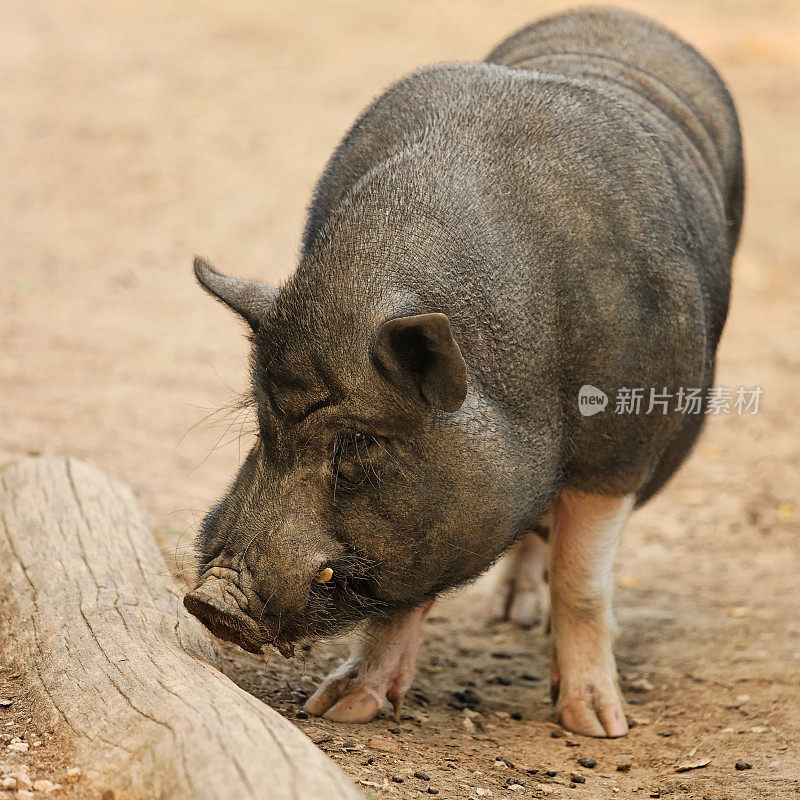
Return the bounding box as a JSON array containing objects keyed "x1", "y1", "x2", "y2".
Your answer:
[
  {"x1": 549, "y1": 491, "x2": 634, "y2": 738},
  {"x1": 304, "y1": 600, "x2": 433, "y2": 722}
]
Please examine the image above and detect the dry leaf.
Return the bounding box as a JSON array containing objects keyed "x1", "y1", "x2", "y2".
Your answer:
[{"x1": 675, "y1": 759, "x2": 711, "y2": 773}]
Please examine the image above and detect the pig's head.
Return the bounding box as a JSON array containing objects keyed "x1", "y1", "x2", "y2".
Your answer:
[{"x1": 183, "y1": 254, "x2": 516, "y2": 657}]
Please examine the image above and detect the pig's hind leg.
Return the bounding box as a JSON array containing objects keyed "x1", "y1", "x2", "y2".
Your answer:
[
  {"x1": 304, "y1": 600, "x2": 433, "y2": 723},
  {"x1": 489, "y1": 523, "x2": 550, "y2": 630},
  {"x1": 549, "y1": 491, "x2": 634, "y2": 738}
]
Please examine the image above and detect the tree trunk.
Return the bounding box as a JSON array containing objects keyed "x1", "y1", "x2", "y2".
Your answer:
[{"x1": 0, "y1": 456, "x2": 361, "y2": 800}]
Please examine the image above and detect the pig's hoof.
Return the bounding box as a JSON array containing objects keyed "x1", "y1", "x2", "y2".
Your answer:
[
  {"x1": 489, "y1": 578, "x2": 549, "y2": 629},
  {"x1": 304, "y1": 680, "x2": 383, "y2": 723},
  {"x1": 556, "y1": 688, "x2": 629, "y2": 738},
  {"x1": 303, "y1": 660, "x2": 404, "y2": 723}
]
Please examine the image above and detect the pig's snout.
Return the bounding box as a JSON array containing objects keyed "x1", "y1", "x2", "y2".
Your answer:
[{"x1": 183, "y1": 576, "x2": 267, "y2": 654}]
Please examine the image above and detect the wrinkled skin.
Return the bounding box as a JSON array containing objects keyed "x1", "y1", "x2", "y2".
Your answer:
[{"x1": 185, "y1": 7, "x2": 743, "y2": 737}]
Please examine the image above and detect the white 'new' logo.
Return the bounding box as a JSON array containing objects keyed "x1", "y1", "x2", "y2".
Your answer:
[{"x1": 578, "y1": 385, "x2": 608, "y2": 416}]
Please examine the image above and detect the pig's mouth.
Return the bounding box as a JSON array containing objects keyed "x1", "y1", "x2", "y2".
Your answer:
[{"x1": 183, "y1": 589, "x2": 295, "y2": 658}]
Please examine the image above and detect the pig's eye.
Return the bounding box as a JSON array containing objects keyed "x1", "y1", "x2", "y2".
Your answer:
[
  {"x1": 330, "y1": 431, "x2": 386, "y2": 488},
  {"x1": 331, "y1": 432, "x2": 377, "y2": 463}
]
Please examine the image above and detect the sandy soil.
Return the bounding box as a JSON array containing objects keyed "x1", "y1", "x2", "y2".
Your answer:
[{"x1": 1, "y1": 1, "x2": 798, "y2": 798}]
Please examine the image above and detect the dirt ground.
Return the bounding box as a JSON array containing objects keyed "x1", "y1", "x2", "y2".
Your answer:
[{"x1": 1, "y1": 0, "x2": 798, "y2": 798}]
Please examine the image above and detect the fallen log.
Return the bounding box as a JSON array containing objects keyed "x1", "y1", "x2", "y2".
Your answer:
[{"x1": 0, "y1": 456, "x2": 361, "y2": 800}]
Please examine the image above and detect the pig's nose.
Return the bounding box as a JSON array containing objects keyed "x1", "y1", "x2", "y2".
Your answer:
[{"x1": 183, "y1": 584, "x2": 265, "y2": 654}]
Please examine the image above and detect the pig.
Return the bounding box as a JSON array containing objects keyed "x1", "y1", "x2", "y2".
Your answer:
[{"x1": 184, "y1": 6, "x2": 743, "y2": 738}]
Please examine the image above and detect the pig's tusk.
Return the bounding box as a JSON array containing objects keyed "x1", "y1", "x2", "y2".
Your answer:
[{"x1": 314, "y1": 567, "x2": 334, "y2": 584}]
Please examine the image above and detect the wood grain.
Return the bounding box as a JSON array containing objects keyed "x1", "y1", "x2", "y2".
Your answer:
[{"x1": 0, "y1": 456, "x2": 361, "y2": 800}]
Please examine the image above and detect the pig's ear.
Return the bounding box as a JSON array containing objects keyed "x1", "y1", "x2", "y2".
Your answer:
[
  {"x1": 193, "y1": 256, "x2": 278, "y2": 331},
  {"x1": 372, "y1": 313, "x2": 468, "y2": 412}
]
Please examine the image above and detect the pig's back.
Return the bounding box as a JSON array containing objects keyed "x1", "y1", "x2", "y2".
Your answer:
[{"x1": 485, "y1": 6, "x2": 743, "y2": 256}]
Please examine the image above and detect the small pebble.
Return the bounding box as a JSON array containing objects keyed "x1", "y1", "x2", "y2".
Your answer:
[
  {"x1": 550, "y1": 729, "x2": 564, "y2": 739},
  {"x1": 510, "y1": 712, "x2": 522, "y2": 721},
  {"x1": 616, "y1": 763, "x2": 632, "y2": 772},
  {"x1": 391, "y1": 776, "x2": 404, "y2": 783},
  {"x1": 735, "y1": 760, "x2": 752, "y2": 770},
  {"x1": 427, "y1": 788, "x2": 439, "y2": 795},
  {"x1": 0, "y1": 777, "x2": 16, "y2": 791},
  {"x1": 578, "y1": 758, "x2": 596, "y2": 769},
  {"x1": 452, "y1": 688, "x2": 482, "y2": 708},
  {"x1": 65, "y1": 767, "x2": 82, "y2": 783},
  {"x1": 571, "y1": 774, "x2": 586, "y2": 784},
  {"x1": 545, "y1": 770, "x2": 558, "y2": 777},
  {"x1": 496, "y1": 757, "x2": 514, "y2": 768},
  {"x1": 33, "y1": 779, "x2": 59, "y2": 793},
  {"x1": 13, "y1": 770, "x2": 32, "y2": 790},
  {"x1": 295, "y1": 710, "x2": 308, "y2": 719},
  {"x1": 519, "y1": 672, "x2": 539, "y2": 682},
  {"x1": 414, "y1": 771, "x2": 430, "y2": 781},
  {"x1": 491, "y1": 651, "x2": 513, "y2": 660},
  {"x1": 0, "y1": 700, "x2": 12, "y2": 709}
]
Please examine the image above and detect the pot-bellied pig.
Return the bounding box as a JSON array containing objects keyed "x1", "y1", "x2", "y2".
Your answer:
[{"x1": 184, "y1": 7, "x2": 743, "y2": 737}]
